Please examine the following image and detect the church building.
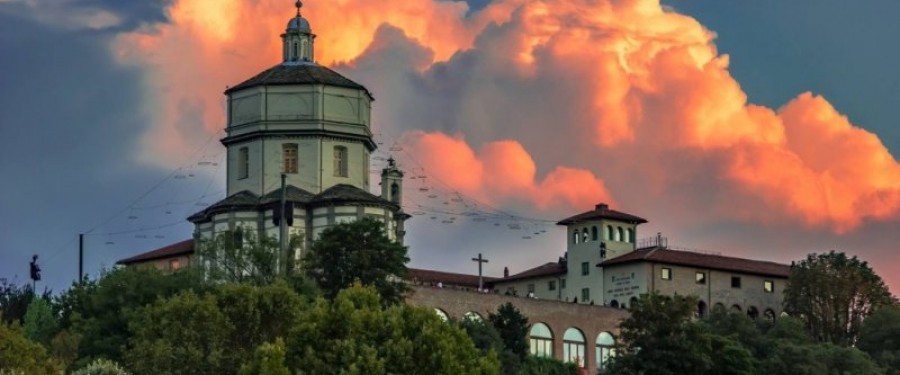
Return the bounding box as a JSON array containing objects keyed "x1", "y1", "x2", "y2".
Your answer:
[{"x1": 184, "y1": 1, "x2": 409, "y2": 268}]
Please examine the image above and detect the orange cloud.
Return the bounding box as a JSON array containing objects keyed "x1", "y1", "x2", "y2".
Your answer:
[
  {"x1": 115, "y1": 0, "x2": 900, "y2": 232},
  {"x1": 404, "y1": 132, "x2": 614, "y2": 212}
]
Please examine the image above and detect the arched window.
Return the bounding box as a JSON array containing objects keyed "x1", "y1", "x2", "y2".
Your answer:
[
  {"x1": 529, "y1": 323, "x2": 554, "y2": 357},
  {"x1": 747, "y1": 306, "x2": 759, "y2": 320},
  {"x1": 629, "y1": 297, "x2": 638, "y2": 308},
  {"x1": 300, "y1": 39, "x2": 309, "y2": 60},
  {"x1": 610, "y1": 300, "x2": 619, "y2": 308},
  {"x1": 591, "y1": 226, "x2": 598, "y2": 241},
  {"x1": 390, "y1": 183, "x2": 400, "y2": 204},
  {"x1": 606, "y1": 225, "x2": 613, "y2": 241},
  {"x1": 563, "y1": 328, "x2": 586, "y2": 368},
  {"x1": 434, "y1": 308, "x2": 449, "y2": 322},
  {"x1": 764, "y1": 309, "x2": 776, "y2": 322},
  {"x1": 464, "y1": 311, "x2": 483, "y2": 322},
  {"x1": 573, "y1": 231, "x2": 580, "y2": 244},
  {"x1": 596, "y1": 332, "x2": 616, "y2": 371},
  {"x1": 731, "y1": 304, "x2": 742, "y2": 313},
  {"x1": 697, "y1": 300, "x2": 707, "y2": 319},
  {"x1": 292, "y1": 41, "x2": 298, "y2": 61},
  {"x1": 333, "y1": 146, "x2": 348, "y2": 177},
  {"x1": 582, "y1": 229, "x2": 589, "y2": 243},
  {"x1": 626, "y1": 228, "x2": 634, "y2": 243},
  {"x1": 616, "y1": 227, "x2": 623, "y2": 241},
  {"x1": 283, "y1": 143, "x2": 298, "y2": 173},
  {"x1": 713, "y1": 303, "x2": 725, "y2": 313}
]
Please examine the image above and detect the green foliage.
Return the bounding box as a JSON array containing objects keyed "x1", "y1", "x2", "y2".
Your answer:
[
  {"x1": 488, "y1": 302, "x2": 530, "y2": 360},
  {"x1": 784, "y1": 251, "x2": 893, "y2": 346},
  {"x1": 70, "y1": 266, "x2": 206, "y2": 366},
  {"x1": 285, "y1": 284, "x2": 500, "y2": 375},
  {"x1": 858, "y1": 306, "x2": 900, "y2": 374},
  {"x1": 520, "y1": 356, "x2": 577, "y2": 375},
  {"x1": 70, "y1": 358, "x2": 131, "y2": 375},
  {"x1": 459, "y1": 317, "x2": 504, "y2": 357},
  {"x1": 23, "y1": 296, "x2": 57, "y2": 346},
  {"x1": 239, "y1": 339, "x2": 290, "y2": 375},
  {"x1": 0, "y1": 320, "x2": 63, "y2": 375},
  {"x1": 1, "y1": 279, "x2": 51, "y2": 325},
  {"x1": 303, "y1": 217, "x2": 410, "y2": 305},
  {"x1": 197, "y1": 230, "x2": 282, "y2": 285},
  {"x1": 49, "y1": 328, "x2": 81, "y2": 372},
  {"x1": 124, "y1": 290, "x2": 231, "y2": 375}
]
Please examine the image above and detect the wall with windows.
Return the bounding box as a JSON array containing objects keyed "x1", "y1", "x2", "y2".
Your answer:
[
  {"x1": 601, "y1": 263, "x2": 648, "y2": 308},
  {"x1": 564, "y1": 219, "x2": 639, "y2": 305},
  {"x1": 407, "y1": 285, "x2": 627, "y2": 375},
  {"x1": 494, "y1": 274, "x2": 564, "y2": 300},
  {"x1": 604, "y1": 261, "x2": 787, "y2": 318}
]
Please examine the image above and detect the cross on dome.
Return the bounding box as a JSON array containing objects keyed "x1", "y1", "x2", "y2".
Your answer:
[
  {"x1": 283, "y1": 0, "x2": 314, "y2": 63},
  {"x1": 295, "y1": 0, "x2": 302, "y2": 17}
]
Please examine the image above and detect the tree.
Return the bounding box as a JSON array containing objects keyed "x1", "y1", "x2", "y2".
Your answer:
[
  {"x1": 239, "y1": 339, "x2": 291, "y2": 375},
  {"x1": 285, "y1": 284, "x2": 500, "y2": 374},
  {"x1": 70, "y1": 358, "x2": 131, "y2": 375},
  {"x1": 1, "y1": 279, "x2": 51, "y2": 325},
  {"x1": 197, "y1": 230, "x2": 283, "y2": 285},
  {"x1": 488, "y1": 302, "x2": 530, "y2": 360},
  {"x1": 22, "y1": 296, "x2": 57, "y2": 346},
  {"x1": 0, "y1": 319, "x2": 63, "y2": 375},
  {"x1": 302, "y1": 217, "x2": 410, "y2": 304},
  {"x1": 520, "y1": 356, "x2": 577, "y2": 375},
  {"x1": 784, "y1": 251, "x2": 893, "y2": 346},
  {"x1": 858, "y1": 305, "x2": 900, "y2": 374}
]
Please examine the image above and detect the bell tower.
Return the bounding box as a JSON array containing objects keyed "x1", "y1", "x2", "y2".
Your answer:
[{"x1": 282, "y1": 1, "x2": 315, "y2": 63}]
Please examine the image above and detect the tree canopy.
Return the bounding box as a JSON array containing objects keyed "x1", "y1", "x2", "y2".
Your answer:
[
  {"x1": 302, "y1": 217, "x2": 410, "y2": 304},
  {"x1": 784, "y1": 251, "x2": 893, "y2": 346}
]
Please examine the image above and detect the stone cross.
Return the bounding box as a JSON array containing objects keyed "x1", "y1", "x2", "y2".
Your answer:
[{"x1": 472, "y1": 253, "x2": 489, "y2": 291}]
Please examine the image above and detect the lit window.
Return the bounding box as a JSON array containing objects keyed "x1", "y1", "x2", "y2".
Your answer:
[
  {"x1": 696, "y1": 272, "x2": 706, "y2": 284},
  {"x1": 548, "y1": 280, "x2": 556, "y2": 291},
  {"x1": 596, "y1": 332, "x2": 616, "y2": 371},
  {"x1": 764, "y1": 280, "x2": 774, "y2": 293},
  {"x1": 169, "y1": 259, "x2": 181, "y2": 270},
  {"x1": 333, "y1": 146, "x2": 348, "y2": 177},
  {"x1": 582, "y1": 229, "x2": 589, "y2": 243},
  {"x1": 238, "y1": 147, "x2": 249, "y2": 179},
  {"x1": 581, "y1": 262, "x2": 590, "y2": 276},
  {"x1": 563, "y1": 328, "x2": 586, "y2": 368},
  {"x1": 283, "y1": 143, "x2": 298, "y2": 173},
  {"x1": 661, "y1": 267, "x2": 672, "y2": 280},
  {"x1": 581, "y1": 288, "x2": 590, "y2": 302},
  {"x1": 731, "y1": 276, "x2": 742, "y2": 289},
  {"x1": 529, "y1": 323, "x2": 554, "y2": 357},
  {"x1": 573, "y1": 231, "x2": 579, "y2": 244}
]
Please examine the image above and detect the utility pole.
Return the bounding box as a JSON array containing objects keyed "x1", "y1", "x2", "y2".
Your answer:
[
  {"x1": 279, "y1": 173, "x2": 287, "y2": 275},
  {"x1": 78, "y1": 233, "x2": 84, "y2": 283},
  {"x1": 471, "y1": 253, "x2": 489, "y2": 291}
]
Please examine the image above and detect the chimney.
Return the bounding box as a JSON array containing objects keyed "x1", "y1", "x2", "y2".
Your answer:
[
  {"x1": 596, "y1": 203, "x2": 608, "y2": 211},
  {"x1": 503, "y1": 266, "x2": 509, "y2": 278}
]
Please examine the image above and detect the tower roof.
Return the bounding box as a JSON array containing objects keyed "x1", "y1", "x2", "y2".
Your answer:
[
  {"x1": 225, "y1": 63, "x2": 370, "y2": 97},
  {"x1": 556, "y1": 203, "x2": 647, "y2": 225}
]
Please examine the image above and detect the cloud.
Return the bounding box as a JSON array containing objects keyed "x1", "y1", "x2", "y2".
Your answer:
[
  {"x1": 114, "y1": 0, "x2": 900, "y2": 242},
  {"x1": 0, "y1": 0, "x2": 173, "y2": 31}
]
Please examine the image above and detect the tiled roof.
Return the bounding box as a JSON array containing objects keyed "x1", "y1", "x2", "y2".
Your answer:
[
  {"x1": 311, "y1": 184, "x2": 397, "y2": 208},
  {"x1": 226, "y1": 63, "x2": 370, "y2": 97},
  {"x1": 557, "y1": 203, "x2": 647, "y2": 225},
  {"x1": 496, "y1": 262, "x2": 566, "y2": 283},
  {"x1": 600, "y1": 247, "x2": 791, "y2": 278},
  {"x1": 260, "y1": 185, "x2": 316, "y2": 205},
  {"x1": 188, "y1": 185, "x2": 322, "y2": 223},
  {"x1": 117, "y1": 239, "x2": 195, "y2": 265},
  {"x1": 408, "y1": 268, "x2": 496, "y2": 288}
]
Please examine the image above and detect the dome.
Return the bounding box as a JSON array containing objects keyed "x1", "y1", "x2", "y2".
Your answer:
[{"x1": 287, "y1": 16, "x2": 310, "y2": 31}]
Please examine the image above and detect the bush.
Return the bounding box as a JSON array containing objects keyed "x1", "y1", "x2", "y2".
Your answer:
[{"x1": 70, "y1": 359, "x2": 130, "y2": 375}]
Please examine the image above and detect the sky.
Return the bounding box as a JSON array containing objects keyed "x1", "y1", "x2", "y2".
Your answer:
[{"x1": 1, "y1": 0, "x2": 898, "y2": 295}]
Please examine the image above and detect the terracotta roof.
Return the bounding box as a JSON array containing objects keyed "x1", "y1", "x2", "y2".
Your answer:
[
  {"x1": 117, "y1": 239, "x2": 195, "y2": 265},
  {"x1": 600, "y1": 247, "x2": 791, "y2": 278},
  {"x1": 495, "y1": 262, "x2": 566, "y2": 283},
  {"x1": 408, "y1": 268, "x2": 496, "y2": 288},
  {"x1": 557, "y1": 203, "x2": 647, "y2": 225},
  {"x1": 226, "y1": 63, "x2": 371, "y2": 98}
]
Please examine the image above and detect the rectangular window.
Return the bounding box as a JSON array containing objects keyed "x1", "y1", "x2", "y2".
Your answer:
[
  {"x1": 731, "y1": 276, "x2": 742, "y2": 289},
  {"x1": 560, "y1": 278, "x2": 566, "y2": 289},
  {"x1": 238, "y1": 147, "x2": 249, "y2": 179},
  {"x1": 333, "y1": 146, "x2": 348, "y2": 177},
  {"x1": 696, "y1": 271, "x2": 706, "y2": 284},
  {"x1": 581, "y1": 288, "x2": 590, "y2": 302},
  {"x1": 764, "y1": 280, "x2": 774, "y2": 293},
  {"x1": 581, "y1": 262, "x2": 590, "y2": 276},
  {"x1": 548, "y1": 280, "x2": 556, "y2": 291},
  {"x1": 283, "y1": 143, "x2": 298, "y2": 174},
  {"x1": 661, "y1": 267, "x2": 672, "y2": 280},
  {"x1": 527, "y1": 284, "x2": 535, "y2": 293}
]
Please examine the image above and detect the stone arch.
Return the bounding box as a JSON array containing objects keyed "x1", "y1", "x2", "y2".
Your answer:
[
  {"x1": 596, "y1": 331, "x2": 616, "y2": 372},
  {"x1": 764, "y1": 308, "x2": 776, "y2": 322},
  {"x1": 747, "y1": 306, "x2": 759, "y2": 320},
  {"x1": 731, "y1": 304, "x2": 742, "y2": 313},
  {"x1": 713, "y1": 302, "x2": 725, "y2": 313},
  {"x1": 563, "y1": 327, "x2": 587, "y2": 368},
  {"x1": 616, "y1": 227, "x2": 624, "y2": 241},
  {"x1": 434, "y1": 308, "x2": 449, "y2": 322},
  {"x1": 464, "y1": 311, "x2": 483, "y2": 322},
  {"x1": 529, "y1": 322, "x2": 554, "y2": 357},
  {"x1": 697, "y1": 300, "x2": 708, "y2": 319},
  {"x1": 606, "y1": 225, "x2": 614, "y2": 240},
  {"x1": 610, "y1": 300, "x2": 619, "y2": 308}
]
